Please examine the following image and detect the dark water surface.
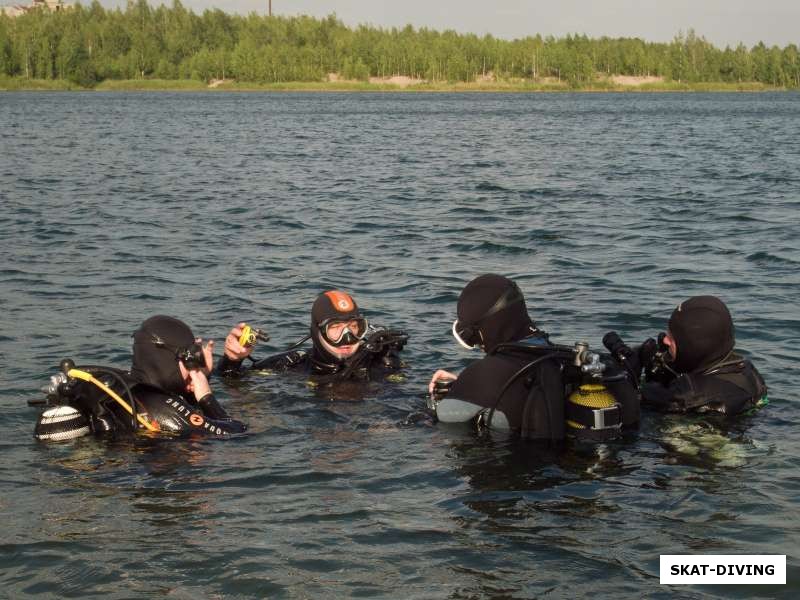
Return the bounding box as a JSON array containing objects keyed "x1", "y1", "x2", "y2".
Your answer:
[{"x1": 1, "y1": 92, "x2": 798, "y2": 598}]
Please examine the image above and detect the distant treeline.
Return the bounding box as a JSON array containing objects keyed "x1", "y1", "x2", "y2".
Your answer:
[{"x1": 1, "y1": 0, "x2": 799, "y2": 87}]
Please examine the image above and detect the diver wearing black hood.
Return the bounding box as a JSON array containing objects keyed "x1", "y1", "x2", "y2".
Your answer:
[
  {"x1": 618, "y1": 296, "x2": 767, "y2": 415},
  {"x1": 216, "y1": 291, "x2": 406, "y2": 381},
  {"x1": 34, "y1": 316, "x2": 246, "y2": 441},
  {"x1": 428, "y1": 274, "x2": 639, "y2": 441}
]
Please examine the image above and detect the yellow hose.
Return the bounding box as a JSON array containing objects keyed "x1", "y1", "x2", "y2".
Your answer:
[{"x1": 68, "y1": 369, "x2": 159, "y2": 432}]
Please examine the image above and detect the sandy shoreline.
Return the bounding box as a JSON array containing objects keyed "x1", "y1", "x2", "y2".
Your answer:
[{"x1": 0, "y1": 76, "x2": 788, "y2": 93}]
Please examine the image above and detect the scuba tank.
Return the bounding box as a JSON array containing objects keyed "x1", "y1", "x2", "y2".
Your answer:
[
  {"x1": 31, "y1": 359, "x2": 154, "y2": 441},
  {"x1": 563, "y1": 341, "x2": 639, "y2": 441},
  {"x1": 566, "y1": 384, "x2": 622, "y2": 441},
  {"x1": 431, "y1": 340, "x2": 639, "y2": 441},
  {"x1": 34, "y1": 405, "x2": 91, "y2": 442}
]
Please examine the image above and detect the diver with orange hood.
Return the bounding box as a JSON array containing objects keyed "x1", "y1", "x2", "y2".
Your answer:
[{"x1": 217, "y1": 290, "x2": 407, "y2": 381}]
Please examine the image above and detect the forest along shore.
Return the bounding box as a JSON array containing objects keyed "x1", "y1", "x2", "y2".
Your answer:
[{"x1": 1, "y1": 1, "x2": 798, "y2": 91}]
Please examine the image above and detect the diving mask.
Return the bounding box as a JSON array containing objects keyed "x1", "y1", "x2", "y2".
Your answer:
[
  {"x1": 452, "y1": 319, "x2": 482, "y2": 350},
  {"x1": 320, "y1": 317, "x2": 368, "y2": 347},
  {"x1": 149, "y1": 334, "x2": 207, "y2": 370}
]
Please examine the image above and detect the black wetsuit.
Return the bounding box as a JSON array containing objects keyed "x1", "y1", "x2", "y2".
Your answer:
[
  {"x1": 434, "y1": 275, "x2": 639, "y2": 441},
  {"x1": 442, "y1": 336, "x2": 565, "y2": 440},
  {"x1": 435, "y1": 336, "x2": 639, "y2": 441},
  {"x1": 640, "y1": 353, "x2": 767, "y2": 415},
  {"x1": 216, "y1": 331, "x2": 404, "y2": 382},
  {"x1": 633, "y1": 296, "x2": 768, "y2": 416},
  {"x1": 50, "y1": 368, "x2": 246, "y2": 438}
]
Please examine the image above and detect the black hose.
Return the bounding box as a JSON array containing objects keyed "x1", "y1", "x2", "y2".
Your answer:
[{"x1": 485, "y1": 353, "x2": 560, "y2": 428}]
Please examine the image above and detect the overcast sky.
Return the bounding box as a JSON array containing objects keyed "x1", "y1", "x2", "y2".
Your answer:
[{"x1": 100, "y1": 1, "x2": 798, "y2": 48}]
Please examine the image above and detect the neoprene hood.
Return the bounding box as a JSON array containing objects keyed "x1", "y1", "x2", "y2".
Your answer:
[
  {"x1": 310, "y1": 291, "x2": 363, "y2": 364},
  {"x1": 131, "y1": 315, "x2": 195, "y2": 393},
  {"x1": 455, "y1": 274, "x2": 535, "y2": 353},
  {"x1": 668, "y1": 295, "x2": 735, "y2": 373}
]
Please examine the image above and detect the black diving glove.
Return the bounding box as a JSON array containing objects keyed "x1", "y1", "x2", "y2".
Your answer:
[
  {"x1": 640, "y1": 335, "x2": 676, "y2": 385},
  {"x1": 638, "y1": 338, "x2": 658, "y2": 372},
  {"x1": 363, "y1": 328, "x2": 408, "y2": 356}
]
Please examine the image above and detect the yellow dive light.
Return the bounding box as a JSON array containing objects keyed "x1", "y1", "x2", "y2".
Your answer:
[{"x1": 238, "y1": 325, "x2": 269, "y2": 348}]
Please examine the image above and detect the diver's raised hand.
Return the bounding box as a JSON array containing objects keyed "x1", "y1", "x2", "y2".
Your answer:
[
  {"x1": 428, "y1": 369, "x2": 458, "y2": 396},
  {"x1": 224, "y1": 322, "x2": 253, "y2": 361},
  {"x1": 195, "y1": 337, "x2": 214, "y2": 375},
  {"x1": 186, "y1": 368, "x2": 212, "y2": 401}
]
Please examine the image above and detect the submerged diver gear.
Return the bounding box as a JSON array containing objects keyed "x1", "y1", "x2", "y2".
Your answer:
[
  {"x1": 566, "y1": 384, "x2": 622, "y2": 441},
  {"x1": 668, "y1": 296, "x2": 735, "y2": 373},
  {"x1": 34, "y1": 405, "x2": 91, "y2": 442},
  {"x1": 38, "y1": 361, "x2": 159, "y2": 433},
  {"x1": 238, "y1": 325, "x2": 270, "y2": 348}
]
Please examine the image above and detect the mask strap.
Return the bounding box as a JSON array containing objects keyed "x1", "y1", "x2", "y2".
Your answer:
[{"x1": 481, "y1": 282, "x2": 524, "y2": 321}]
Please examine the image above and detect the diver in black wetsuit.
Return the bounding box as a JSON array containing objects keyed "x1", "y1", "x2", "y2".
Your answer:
[
  {"x1": 216, "y1": 290, "x2": 406, "y2": 383},
  {"x1": 428, "y1": 274, "x2": 639, "y2": 441},
  {"x1": 34, "y1": 316, "x2": 246, "y2": 441},
  {"x1": 606, "y1": 296, "x2": 767, "y2": 415}
]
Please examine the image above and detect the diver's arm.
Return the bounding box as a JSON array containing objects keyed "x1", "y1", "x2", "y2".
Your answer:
[
  {"x1": 428, "y1": 369, "x2": 485, "y2": 423},
  {"x1": 132, "y1": 386, "x2": 247, "y2": 436},
  {"x1": 433, "y1": 397, "x2": 486, "y2": 423},
  {"x1": 197, "y1": 392, "x2": 231, "y2": 420},
  {"x1": 215, "y1": 323, "x2": 254, "y2": 378},
  {"x1": 188, "y1": 370, "x2": 232, "y2": 421},
  {"x1": 428, "y1": 369, "x2": 458, "y2": 396},
  {"x1": 216, "y1": 353, "x2": 247, "y2": 377},
  {"x1": 251, "y1": 350, "x2": 308, "y2": 371},
  {"x1": 640, "y1": 378, "x2": 684, "y2": 412}
]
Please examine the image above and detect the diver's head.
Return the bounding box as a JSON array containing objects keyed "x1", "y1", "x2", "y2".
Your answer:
[
  {"x1": 666, "y1": 295, "x2": 735, "y2": 373},
  {"x1": 452, "y1": 274, "x2": 536, "y2": 353},
  {"x1": 310, "y1": 291, "x2": 368, "y2": 362},
  {"x1": 131, "y1": 315, "x2": 210, "y2": 393}
]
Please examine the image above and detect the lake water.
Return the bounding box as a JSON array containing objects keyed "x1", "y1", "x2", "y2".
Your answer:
[{"x1": 0, "y1": 91, "x2": 798, "y2": 598}]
